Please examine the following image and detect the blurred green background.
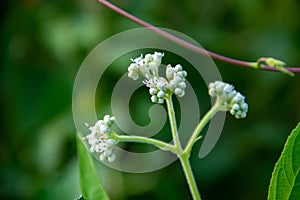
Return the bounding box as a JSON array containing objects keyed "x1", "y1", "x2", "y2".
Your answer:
[{"x1": 1, "y1": 0, "x2": 300, "y2": 199}]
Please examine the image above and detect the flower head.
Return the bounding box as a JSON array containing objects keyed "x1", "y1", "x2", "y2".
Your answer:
[
  {"x1": 84, "y1": 115, "x2": 117, "y2": 162},
  {"x1": 128, "y1": 52, "x2": 188, "y2": 103},
  {"x1": 208, "y1": 81, "x2": 248, "y2": 119},
  {"x1": 166, "y1": 64, "x2": 187, "y2": 97},
  {"x1": 128, "y1": 52, "x2": 164, "y2": 80}
]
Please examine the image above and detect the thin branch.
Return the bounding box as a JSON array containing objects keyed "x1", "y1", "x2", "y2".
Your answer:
[{"x1": 97, "y1": 0, "x2": 300, "y2": 74}]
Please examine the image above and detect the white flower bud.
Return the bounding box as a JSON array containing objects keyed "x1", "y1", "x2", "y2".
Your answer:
[
  {"x1": 209, "y1": 88, "x2": 216, "y2": 96},
  {"x1": 230, "y1": 109, "x2": 236, "y2": 115},
  {"x1": 151, "y1": 95, "x2": 158, "y2": 103},
  {"x1": 99, "y1": 154, "x2": 105, "y2": 161},
  {"x1": 128, "y1": 71, "x2": 139, "y2": 80},
  {"x1": 231, "y1": 93, "x2": 244, "y2": 103},
  {"x1": 108, "y1": 154, "x2": 116, "y2": 162},
  {"x1": 216, "y1": 84, "x2": 225, "y2": 93},
  {"x1": 145, "y1": 54, "x2": 153, "y2": 62},
  {"x1": 177, "y1": 71, "x2": 184, "y2": 77},
  {"x1": 157, "y1": 82, "x2": 166, "y2": 91},
  {"x1": 208, "y1": 81, "x2": 248, "y2": 119},
  {"x1": 223, "y1": 84, "x2": 233, "y2": 93},
  {"x1": 110, "y1": 116, "x2": 116, "y2": 122},
  {"x1": 103, "y1": 115, "x2": 111, "y2": 124},
  {"x1": 166, "y1": 65, "x2": 175, "y2": 80},
  {"x1": 100, "y1": 125, "x2": 110, "y2": 133},
  {"x1": 152, "y1": 52, "x2": 163, "y2": 64},
  {"x1": 174, "y1": 64, "x2": 183, "y2": 72},
  {"x1": 232, "y1": 104, "x2": 240, "y2": 111},
  {"x1": 157, "y1": 98, "x2": 164, "y2": 104},
  {"x1": 240, "y1": 102, "x2": 248, "y2": 110},
  {"x1": 240, "y1": 112, "x2": 247, "y2": 118},
  {"x1": 175, "y1": 88, "x2": 184, "y2": 97},
  {"x1": 157, "y1": 90, "x2": 165, "y2": 98},
  {"x1": 178, "y1": 82, "x2": 186, "y2": 89},
  {"x1": 128, "y1": 63, "x2": 139, "y2": 72},
  {"x1": 149, "y1": 88, "x2": 158, "y2": 95}
]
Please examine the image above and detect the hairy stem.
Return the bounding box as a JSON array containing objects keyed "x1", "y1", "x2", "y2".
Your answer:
[
  {"x1": 97, "y1": 0, "x2": 300, "y2": 74},
  {"x1": 184, "y1": 102, "x2": 221, "y2": 155},
  {"x1": 112, "y1": 132, "x2": 176, "y2": 153},
  {"x1": 180, "y1": 155, "x2": 202, "y2": 200},
  {"x1": 166, "y1": 95, "x2": 183, "y2": 154}
]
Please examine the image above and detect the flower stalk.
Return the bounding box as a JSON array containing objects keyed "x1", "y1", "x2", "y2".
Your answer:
[{"x1": 84, "y1": 52, "x2": 249, "y2": 200}]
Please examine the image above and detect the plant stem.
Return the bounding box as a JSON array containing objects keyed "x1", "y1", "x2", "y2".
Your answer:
[
  {"x1": 112, "y1": 132, "x2": 176, "y2": 153},
  {"x1": 96, "y1": 0, "x2": 300, "y2": 74},
  {"x1": 165, "y1": 95, "x2": 183, "y2": 154},
  {"x1": 180, "y1": 155, "x2": 201, "y2": 200},
  {"x1": 184, "y1": 102, "x2": 221, "y2": 155}
]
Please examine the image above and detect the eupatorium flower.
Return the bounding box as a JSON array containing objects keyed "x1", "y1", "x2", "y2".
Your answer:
[
  {"x1": 128, "y1": 52, "x2": 188, "y2": 103},
  {"x1": 208, "y1": 81, "x2": 248, "y2": 118},
  {"x1": 84, "y1": 115, "x2": 117, "y2": 162}
]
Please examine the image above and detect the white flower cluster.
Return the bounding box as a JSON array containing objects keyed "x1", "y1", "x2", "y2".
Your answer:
[
  {"x1": 166, "y1": 64, "x2": 187, "y2": 97},
  {"x1": 208, "y1": 81, "x2": 248, "y2": 119},
  {"x1": 128, "y1": 52, "x2": 164, "y2": 80},
  {"x1": 84, "y1": 115, "x2": 117, "y2": 162},
  {"x1": 128, "y1": 52, "x2": 187, "y2": 103},
  {"x1": 146, "y1": 77, "x2": 168, "y2": 104}
]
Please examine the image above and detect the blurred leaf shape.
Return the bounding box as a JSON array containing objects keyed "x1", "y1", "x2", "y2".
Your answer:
[
  {"x1": 77, "y1": 135, "x2": 109, "y2": 200},
  {"x1": 268, "y1": 122, "x2": 300, "y2": 200}
]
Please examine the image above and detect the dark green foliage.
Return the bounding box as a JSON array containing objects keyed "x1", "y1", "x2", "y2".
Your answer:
[{"x1": 1, "y1": 0, "x2": 300, "y2": 199}]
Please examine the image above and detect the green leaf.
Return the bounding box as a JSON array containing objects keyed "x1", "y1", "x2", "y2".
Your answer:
[
  {"x1": 76, "y1": 135, "x2": 110, "y2": 200},
  {"x1": 268, "y1": 122, "x2": 300, "y2": 200}
]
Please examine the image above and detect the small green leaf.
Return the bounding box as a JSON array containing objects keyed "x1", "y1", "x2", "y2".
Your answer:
[
  {"x1": 268, "y1": 122, "x2": 300, "y2": 200},
  {"x1": 76, "y1": 135, "x2": 110, "y2": 200},
  {"x1": 256, "y1": 57, "x2": 295, "y2": 77}
]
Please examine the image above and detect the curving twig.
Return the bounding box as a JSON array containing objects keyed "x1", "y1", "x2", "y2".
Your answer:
[{"x1": 97, "y1": 0, "x2": 300, "y2": 75}]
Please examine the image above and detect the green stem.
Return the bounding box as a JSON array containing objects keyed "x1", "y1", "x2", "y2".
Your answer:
[
  {"x1": 165, "y1": 94, "x2": 183, "y2": 154},
  {"x1": 184, "y1": 101, "x2": 221, "y2": 155},
  {"x1": 112, "y1": 132, "x2": 176, "y2": 153},
  {"x1": 180, "y1": 155, "x2": 201, "y2": 200}
]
